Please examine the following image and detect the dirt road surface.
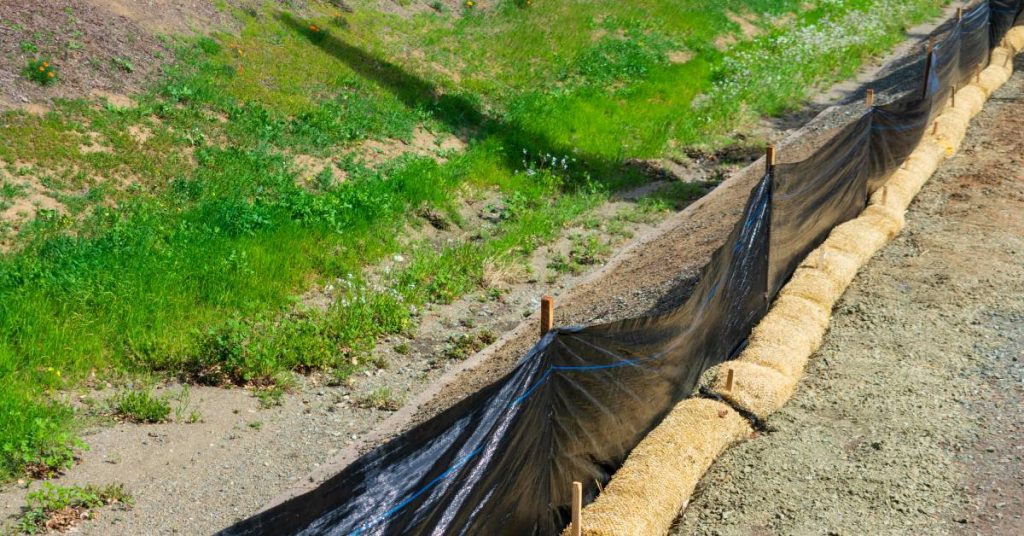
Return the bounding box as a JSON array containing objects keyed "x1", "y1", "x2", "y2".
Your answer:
[{"x1": 673, "y1": 55, "x2": 1024, "y2": 536}]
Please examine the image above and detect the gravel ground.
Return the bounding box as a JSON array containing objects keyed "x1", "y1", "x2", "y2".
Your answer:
[{"x1": 672, "y1": 54, "x2": 1024, "y2": 536}]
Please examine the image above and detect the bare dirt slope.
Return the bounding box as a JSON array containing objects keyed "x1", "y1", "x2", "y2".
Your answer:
[
  {"x1": 0, "y1": 0, "x2": 273, "y2": 111},
  {"x1": 673, "y1": 55, "x2": 1024, "y2": 536}
]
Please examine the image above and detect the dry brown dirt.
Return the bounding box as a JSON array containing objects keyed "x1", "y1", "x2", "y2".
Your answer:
[{"x1": 0, "y1": 0, "x2": 277, "y2": 111}]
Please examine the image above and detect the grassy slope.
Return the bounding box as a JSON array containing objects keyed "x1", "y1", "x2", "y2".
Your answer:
[{"x1": 0, "y1": 0, "x2": 946, "y2": 480}]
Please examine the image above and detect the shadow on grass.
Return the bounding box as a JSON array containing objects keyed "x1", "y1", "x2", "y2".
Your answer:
[{"x1": 278, "y1": 11, "x2": 625, "y2": 184}]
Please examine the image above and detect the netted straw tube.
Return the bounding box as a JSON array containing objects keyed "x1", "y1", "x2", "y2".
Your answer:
[
  {"x1": 977, "y1": 49, "x2": 1014, "y2": 95},
  {"x1": 953, "y1": 85, "x2": 987, "y2": 119},
  {"x1": 712, "y1": 205, "x2": 903, "y2": 419},
  {"x1": 710, "y1": 294, "x2": 830, "y2": 416},
  {"x1": 871, "y1": 167, "x2": 926, "y2": 210},
  {"x1": 712, "y1": 360, "x2": 796, "y2": 418},
  {"x1": 739, "y1": 292, "x2": 832, "y2": 378},
  {"x1": 823, "y1": 213, "x2": 900, "y2": 265},
  {"x1": 1007, "y1": 26, "x2": 1024, "y2": 52},
  {"x1": 931, "y1": 105, "x2": 971, "y2": 154},
  {"x1": 713, "y1": 23, "x2": 1016, "y2": 423},
  {"x1": 991, "y1": 45, "x2": 1015, "y2": 71},
  {"x1": 805, "y1": 244, "x2": 863, "y2": 292},
  {"x1": 977, "y1": 66, "x2": 1011, "y2": 96},
  {"x1": 567, "y1": 399, "x2": 751, "y2": 536},
  {"x1": 870, "y1": 138, "x2": 946, "y2": 211}
]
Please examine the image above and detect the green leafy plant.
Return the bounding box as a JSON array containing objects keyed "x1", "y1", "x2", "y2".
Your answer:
[
  {"x1": 1, "y1": 394, "x2": 84, "y2": 481},
  {"x1": 112, "y1": 389, "x2": 171, "y2": 424},
  {"x1": 111, "y1": 57, "x2": 134, "y2": 73},
  {"x1": 255, "y1": 385, "x2": 286, "y2": 408},
  {"x1": 441, "y1": 330, "x2": 497, "y2": 361},
  {"x1": 357, "y1": 387, "x2": 403, "y2": 411},
  {"x1": 23, "y1": 59, "x2": 58, "y2": 85},
  {"x1": 169, "y1": 386, "x2": 202, "y2": 423},
  {"x1": 16, "y1": 483, "x2": 132, "y2": 534}
]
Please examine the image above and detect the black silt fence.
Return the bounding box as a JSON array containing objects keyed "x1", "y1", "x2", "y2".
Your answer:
[{"x1": 219, "y1": 3, "x2": 1021, "y2": 535}]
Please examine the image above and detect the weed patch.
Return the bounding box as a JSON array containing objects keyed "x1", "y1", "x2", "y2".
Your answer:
[
  {"x1": 357, "y1": 387, "x2": 404, "y2": 412},
  {"x1": 22, "y1": 59, "x2": 57, "y2": 86},
  {"x1": 15, "y1": 483, "x2": 131, "y2": 534},
  {"x1": 0, "y1": 385, "x2": 81, "y2": 481},
  {"x1": 440, "y1": 330, "x2": 497, "y2": 362},
  {"x1": 548, "y1": 233, "x2": 612, "y2": 275},
  {"x1": 112, "y1": 389, "x2": 171, "y2": 424}
]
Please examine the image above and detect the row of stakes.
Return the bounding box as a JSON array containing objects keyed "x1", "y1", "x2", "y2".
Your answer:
[{"x1": 542, "y1": 12, "x2": 974, "y2": 529}]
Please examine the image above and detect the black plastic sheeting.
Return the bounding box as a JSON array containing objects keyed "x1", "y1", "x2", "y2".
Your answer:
[
  {"x1": 220, "y1": 176, "x2": 771, "y2": 535},
  {"x1": 219, "y1": 4, "x2": 1020, "y2": 536},
  {"x1": 767, "y1": 115, "x2": 870, "y2": 298},
  {"x1": 867, "y1": 93, "x2": 932, "y2": 190},
  {"x1": 962, "y1": 3, "x2": 995, "y2": 80},
  {"x1": 992, "y1": 0, "x2": 1024, "y2": 45},
  {"x1": 868, "y1": 1, "x2": 995, "y2": 191}
]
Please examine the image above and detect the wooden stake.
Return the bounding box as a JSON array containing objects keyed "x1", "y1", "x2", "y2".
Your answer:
[
  {"x1": 922, "y1": 37, "x2": 936, "y2": 99},
  {"x1": 933, "y1": 121, "x2": 940, "y2": 136},
  {"x1": 951, "y1": 84, "x2": 956, "y2": 108},
  {"x1": 725, "y1": 368, "x2": 734, "y2": 393},
  {"x1": 865, "y1": 88, "x2": 874, "y2": 109},
  {"x1": 540, "y1": 296, "x2": 554, "y2": 336},
  {"x1": 957, "y1": 7, "x2": 964, "y2": 21},
  {"x1": 571, "y1": 481, "x2": 583, "y2": 536},
  {"x1": 761, "y1": 143, "x2": 774, "y2": 309}
]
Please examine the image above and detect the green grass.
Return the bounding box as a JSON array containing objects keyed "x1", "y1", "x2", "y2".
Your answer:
[
  {"x1": 112, "y1": 390, "x2": 171, "y2": 424},
  {"x1": 548, "y1": 233, "x2": 613, "y2": 276},
  {"x1": 357, "y1": 387, "x2": 404, "y2": 412},
  {"x1": 0, "y1": 0, "x2": 949, "y2": 480},
  {"x1": 440, "y1": 330, "x2": 498, "y2": 362},
  {"x1": 15, "y1": 482, "x2": 131, "y2": 534},
  {"x1": 22, "y1": 59, "x2": 57, "y2": 86}
]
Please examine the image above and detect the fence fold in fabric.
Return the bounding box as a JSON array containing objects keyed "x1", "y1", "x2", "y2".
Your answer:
[
  {"x1": 768, "y1": 114, "x2": 871, "y2": 298},
  {"x1": 992, "y1": 0, "x2": 1024, "y2": 44},
  {"x1": 217, "y1": 3, "x2": 1023, "y2": 535},
  {"x1": 218, "y1": 175, "x2": 772, "y2": 535}
]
